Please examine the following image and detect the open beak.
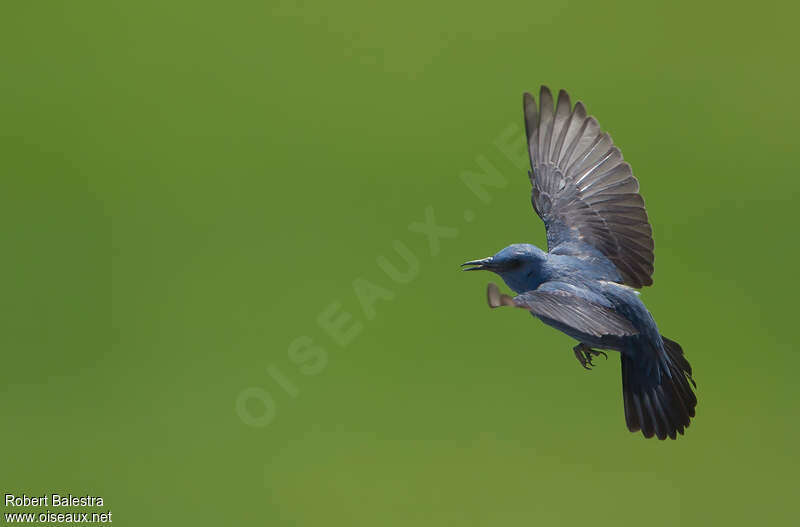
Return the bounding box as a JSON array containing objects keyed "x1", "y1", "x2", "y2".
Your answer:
[{"x1": 461, "y1": 257, "x2": 494, "y2": 271}]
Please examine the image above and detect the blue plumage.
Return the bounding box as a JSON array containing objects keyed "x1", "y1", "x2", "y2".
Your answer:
[{"x1": 463, "y1": 88, "x2": 696, "y2": 440}]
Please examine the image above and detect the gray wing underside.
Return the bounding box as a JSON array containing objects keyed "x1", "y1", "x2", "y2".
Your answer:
[
  {"x1": 487, "y1": 283, "x2": 638, "y2": 338},
  {"x1": 524, "y1": 86, "x2": 655, "y2": 288}
]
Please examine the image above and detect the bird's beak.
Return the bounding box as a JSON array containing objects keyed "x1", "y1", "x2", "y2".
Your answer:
[{"x1": 461, "y1": 257, "x2": 494, "y2": 271}]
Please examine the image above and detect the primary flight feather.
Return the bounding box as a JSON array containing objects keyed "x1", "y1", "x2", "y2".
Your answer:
[{"x1": 463, "y1": 87, "x2": 696, "y2": 440}]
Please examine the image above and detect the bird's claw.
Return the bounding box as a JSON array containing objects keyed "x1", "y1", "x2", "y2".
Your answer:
[{"x1": 573, "y1": 343, "x2": 607, "y2": 370}]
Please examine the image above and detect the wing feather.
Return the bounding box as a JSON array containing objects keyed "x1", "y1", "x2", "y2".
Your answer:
[
  {"x1": 538, "y1": 86, "x2": 555, "y2": 165},
  {"x1": 524, "y1": 86, "x2": 656, "y2": 288},
  {"x1": 486, "y1": 282, "x2": 639, "y2": 338},
  {"x1": 514, "y1": 288, "x2": 638, "y2": 338}
]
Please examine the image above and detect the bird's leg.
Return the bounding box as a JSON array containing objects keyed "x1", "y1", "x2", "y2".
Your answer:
[{"x1": 573, "y1": 343, "x2": 607, "y2": 370}]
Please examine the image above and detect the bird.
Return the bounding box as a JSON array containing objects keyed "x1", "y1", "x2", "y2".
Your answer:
[{"x1": 462, "y1": 86, "x2": 696, "y2": 440}]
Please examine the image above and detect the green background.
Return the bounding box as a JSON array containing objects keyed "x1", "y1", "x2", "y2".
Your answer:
[{"x1": 2, "y1": 1, "x2": 798, "y2": 525}]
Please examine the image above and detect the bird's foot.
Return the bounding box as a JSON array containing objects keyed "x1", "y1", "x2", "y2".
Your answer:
[{"x1": 573, "y1": 343, "x2": 607, "y2": 370}]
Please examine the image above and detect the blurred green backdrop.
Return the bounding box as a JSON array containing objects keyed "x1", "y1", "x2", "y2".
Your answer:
[{"x1": 2, "y1": 1, "x2": 798, "y2": 525}]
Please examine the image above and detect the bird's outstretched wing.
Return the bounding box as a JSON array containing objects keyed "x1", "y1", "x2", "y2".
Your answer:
[
  {"x1": 487, "y1": 283, "x2": 638, "y2": 338},
  {"x1": 524, "y1": 86, "x2": 655, "y2": 288}
]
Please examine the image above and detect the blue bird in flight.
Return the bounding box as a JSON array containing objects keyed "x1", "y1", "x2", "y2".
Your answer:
[{"x1": 462, "y1": 87, "x2": 696, "y2": 440}]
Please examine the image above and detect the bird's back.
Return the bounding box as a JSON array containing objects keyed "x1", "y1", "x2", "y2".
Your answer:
[{"x1": 543, "y1": 249, "x2": 626, "y2": 287}]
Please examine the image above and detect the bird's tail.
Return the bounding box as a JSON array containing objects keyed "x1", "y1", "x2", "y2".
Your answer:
[{"x1": 621, "y1": 337, "x2": 697, "y2": 440}]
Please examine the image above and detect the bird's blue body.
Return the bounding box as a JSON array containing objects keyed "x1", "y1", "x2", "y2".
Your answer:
[{"x1": 491, "y1": 243, "x2": 663, "y2": 360}]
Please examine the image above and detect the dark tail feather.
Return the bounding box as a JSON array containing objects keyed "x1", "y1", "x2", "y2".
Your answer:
[{"x1": 621, "y1": 337, "x2": 697, "y2": 440}]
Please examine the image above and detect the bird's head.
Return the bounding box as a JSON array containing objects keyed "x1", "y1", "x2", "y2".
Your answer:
[{"x1": 462, "y1": 243, "x2": 546, "y2": 293}]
